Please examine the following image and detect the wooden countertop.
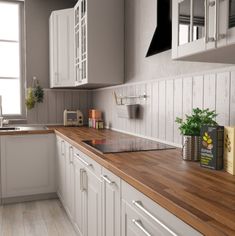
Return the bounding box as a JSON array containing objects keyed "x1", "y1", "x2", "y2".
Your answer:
[
  {"x1": 0, "y1": 129, "x2": 54, "y2": 135},
  {"x1": 8, "y1": 126, "x2": 235, "y2": 235},
  {"x1": 51, "y1": 127, "x2": 235, "y2": 236}
]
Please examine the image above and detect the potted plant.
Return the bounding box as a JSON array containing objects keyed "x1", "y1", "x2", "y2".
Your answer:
[{"x1": 175, "y1": 108, "x2": 217, "y2": 161}]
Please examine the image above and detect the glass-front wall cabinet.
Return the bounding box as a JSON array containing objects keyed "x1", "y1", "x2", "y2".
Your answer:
[
  {"x1": 173, "y1": 0, "x2": 235, "y2": 62},
  {"x1": 74, "y1": 0, "x2": 87, "y2": 86},
  {"x1": 229, "y1": 0, "x2": 235, "y2": 28}
]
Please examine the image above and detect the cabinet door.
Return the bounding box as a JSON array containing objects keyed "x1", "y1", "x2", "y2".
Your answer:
[
  {"x1": 74, "y1": 156, "x2": 86, "y2": 236},
  {"x1": 224, "y1": 0, "x2": 235, "y2": 45},
  {"x1": 65, "y1": 143, "x2": 75, "y2": 220},
  {"x1": 50, "y1": 9, "x2": 75, "y2": 88},
  {"x1": 101, "y1": 168, "x2": 121, "y2": 236},
  {"x1": 86, "y1": 169, "x2": 102, "y2": 236},
  {"x1": 75, "y1": 0, "x2": 87, "y2": 86},
  {"x1": 74, "y1": 1, "x2": 81, "y2": 86},
  {"x1": 56, "y1": 136, "x2": 66, "y2": 204},
  {"x1": 172, "y1": 0, "x2": 208, "y2": 59},
  {"x1": 1, "y1": 134, "x2": 55, "y2": 198}
]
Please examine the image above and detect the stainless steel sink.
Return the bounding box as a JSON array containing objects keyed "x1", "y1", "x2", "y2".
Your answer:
[
  {"x1": 0, "y1": 126, "x2": 48, "y2": 132},
  {"x1": 0, "y1": 127, "x2": 18, "y2": 131},
  {"x1": 17, "y1": 126, "x2": 48, "y2": 131}
]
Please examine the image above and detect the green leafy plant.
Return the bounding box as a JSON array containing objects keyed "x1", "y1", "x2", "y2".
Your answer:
[
  {"x1": 175, "y1": 108, "x2": 218, "y2": 136},
  {"x1": 34, "y1": 81, "x2": 44, "y2": 103},
  {"x1": 25, "y1": 78, "x2": 44, "y2": 110}
]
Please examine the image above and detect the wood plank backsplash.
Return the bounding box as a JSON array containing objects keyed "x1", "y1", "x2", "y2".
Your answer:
[
  {"x1": 27, "y1": 89, "x2": 92, "y2": 125},
  {"x1": 92, "y1": 67, "x2": 235, "y2": 146}
]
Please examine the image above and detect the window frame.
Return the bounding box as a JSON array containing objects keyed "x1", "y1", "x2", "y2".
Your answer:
[{"x1": 0, "y1": 0, "x2": 26, "y2": 120}]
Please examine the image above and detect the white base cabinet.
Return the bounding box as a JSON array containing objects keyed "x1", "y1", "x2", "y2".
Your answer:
[
  {"x1": 56, "y1": 135, "x2": 201, "y2": 236},
  {"x1": 0, "y1": 134, "x2": 56, "y2": 198}
]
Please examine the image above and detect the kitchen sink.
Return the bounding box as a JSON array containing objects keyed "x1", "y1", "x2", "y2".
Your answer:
[
  {"x1": 0, "y1": 126, "x2": 48, "y2": 132},
  {"x1": 0, "y1": 127, "x2": 18, "y2": 131}
]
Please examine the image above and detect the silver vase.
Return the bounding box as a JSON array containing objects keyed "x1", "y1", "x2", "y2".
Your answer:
[{"x1": 182, "y1": 135, "x2": 201, "y2": 161}]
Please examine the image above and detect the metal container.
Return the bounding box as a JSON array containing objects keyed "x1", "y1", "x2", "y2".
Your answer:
[
  {"x1": 182, "y1": 136, "x2": 201, "y2": 161},
  {"x1": 116, "y1": 104, "x2": 139, "y2": 119}
]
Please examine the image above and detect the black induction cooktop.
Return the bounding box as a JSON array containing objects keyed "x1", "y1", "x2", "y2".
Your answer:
[{"x1": 82, "y1": 137, "x2": 176, "y2": 154}]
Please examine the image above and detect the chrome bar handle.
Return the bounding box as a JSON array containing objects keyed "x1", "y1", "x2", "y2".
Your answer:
[
  {"x1": 80, "y1": 169, "x2": 87, "y2": 191},
  {"x1": 207, "y1": 0, "x2": 216, "y2": 42},
  {"x1": 101, "y1": 175, "x2": 115, "y2": 185},
  {"x1": 69, "y1": 146, "x2": 73, "y2": 164},
  {"x1": 132, "y1": 220, "x2": 152, "y2": 236},
  {"x1": 76, "y1": 153, "x2": 92, "y2": 167},
  {"x1": 132, "y1": 201, "x2": 178, "y2": 236}
]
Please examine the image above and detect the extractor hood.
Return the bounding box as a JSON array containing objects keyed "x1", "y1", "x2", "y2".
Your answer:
[{"x1": 146, "y1": 0, "x2": 172, "y2": 57}]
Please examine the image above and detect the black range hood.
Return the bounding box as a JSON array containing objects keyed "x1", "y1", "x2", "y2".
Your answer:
[{"x1": 146, "y1": 0, "x2": 172, "y2": 57}]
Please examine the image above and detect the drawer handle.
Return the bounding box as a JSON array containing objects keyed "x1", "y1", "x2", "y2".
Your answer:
[
  {"x1": 132, "y1": 201, "x2": 178, "y2": 236},
  {"x1": 101, "y1": 175, "x2": 115, "y2": 185},
  {"x1": 76, "y1": 153, "x2": 92, "y2": 167},
  {"x1": 80, "y1": 169, "x2": 87, "y2": 191},
  {"x1": 132, "y1": 219, "x2": 152, "y2": 236}
]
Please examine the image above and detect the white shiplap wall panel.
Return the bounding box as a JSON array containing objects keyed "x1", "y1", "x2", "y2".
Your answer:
[
  {"x1": 151, "y1": 82, "x2": 159, "y2": 139},
  {"x1": 203, "y1": 74, "x2": 216, "y2": 110},
  {"x1": 173, "y1": 78, "x2": 183, "y2": 144},
  {"x1": 193, "y1": 75, "x2": 204, "y2": 109},
  {"x1": 145, "y1": 83, "x2": 152, "y2": 137},
  {"x1": 166, "y1": 80, "x2": 174, "y2": 142},
  {"x1": 216, "y1": 72, "x2": 230, "y2": 125},
  {"x1": 158, "y1": 80, "x2": 166, "y2": 140},
  {"x1": 56, "y1": 91, "x2": 65, "y2": 124},
  {"x1": 230, "y1": 71, "x2": 235, "y2": 125},
  {"x1": 47, "y1": 90, "x2": 57, "y2": 124},
  {"x1": 183, "y1": 77, "x2": 193, "y2": 117}
]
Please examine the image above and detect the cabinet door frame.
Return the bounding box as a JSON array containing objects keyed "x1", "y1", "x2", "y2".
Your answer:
[
  {"x1": 172, "y1": 0, "x2": 214, "y2": 59},
  {"x1": 101, "y1": 168, "x2": 121, "y2": 236},
  {"x1": 50, "y1": 9, "x2": 75, "y2": 88}
]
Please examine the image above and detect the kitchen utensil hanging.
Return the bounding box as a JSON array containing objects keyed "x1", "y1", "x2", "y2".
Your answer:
[{"x1": 113, "y1": 92, "x2": 147, "y2": 119}]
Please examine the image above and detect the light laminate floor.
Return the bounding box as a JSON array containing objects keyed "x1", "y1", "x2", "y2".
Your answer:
[{"x1": 0, "y1": 199, "x2": 77, "y2": 236}]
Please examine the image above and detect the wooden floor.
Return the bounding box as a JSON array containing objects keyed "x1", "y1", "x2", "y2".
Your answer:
[{"x1": 0, "y1": 199, "x2": 77, "y2": 236}]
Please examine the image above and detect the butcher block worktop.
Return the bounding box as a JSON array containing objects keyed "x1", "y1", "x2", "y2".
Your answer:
[{"x1": 51, "y1": 126, "x2": 235, "y2": 236}]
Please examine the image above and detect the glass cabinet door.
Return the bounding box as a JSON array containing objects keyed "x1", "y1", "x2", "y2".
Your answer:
[
  {"x1": 178, "y1": 0, "x2": 205, "y2": 46},
  {"x1": 229, "y1": 0, "x2": 235, "y2": 28}
]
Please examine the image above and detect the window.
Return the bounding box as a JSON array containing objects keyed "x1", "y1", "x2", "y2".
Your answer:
[{"x1": 0, "y1": 0, "x2": 24, "y2": 117}]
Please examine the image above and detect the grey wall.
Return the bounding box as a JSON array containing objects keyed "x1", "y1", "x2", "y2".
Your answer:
[
  {"x1": 124, "y1": 0, "x2": 231, "y2": 84},
  {"x1": 25, "y1": 0, "x2": 76, "y2": 88}
]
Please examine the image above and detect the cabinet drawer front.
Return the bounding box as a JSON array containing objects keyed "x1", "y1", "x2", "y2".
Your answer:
[
  {"x1": 122, "y1": 181, "x2": 201, "y2": 236},
  {"x1": 74, "y1": 147, "x2": 101, "y2": 178},
  {"x1": 123, "y1": 201, "x2": 173, "y2": 236}
]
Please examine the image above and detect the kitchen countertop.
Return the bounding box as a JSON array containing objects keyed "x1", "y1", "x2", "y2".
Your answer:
[
  {"x1": 51, "y1": 126, "x2": 235, "y2": 236},
  {"x1": 1, "y1": 125, "x2": 234, "y2": 235}
]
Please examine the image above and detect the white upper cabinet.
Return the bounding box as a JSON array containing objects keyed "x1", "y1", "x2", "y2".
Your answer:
[
  {"x1": 49, "y1": 9, "x2": 75, "y2": 88},
  {"x1": 74, "y1": 0, "x2": 124, "y2": 88},
  {"x1": 172, "y1": 0, "x2": 235, "y2": 63}
]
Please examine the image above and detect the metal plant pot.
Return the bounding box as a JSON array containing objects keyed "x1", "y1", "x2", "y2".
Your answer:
[{"x1": 182, "y1": 135, "x2": 201, "y2": 161}]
